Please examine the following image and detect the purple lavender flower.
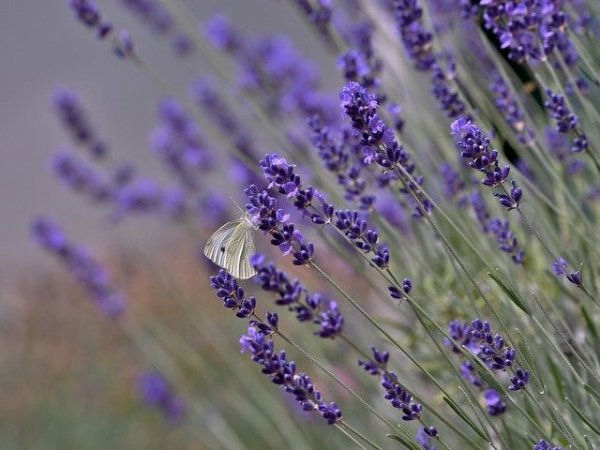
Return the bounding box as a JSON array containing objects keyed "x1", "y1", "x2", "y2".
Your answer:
[
  {"x1": 138, "y1": 371, "x2": 185, "y2": 423},
  {"x1": 359, "y1": 347, "x2": 422, "y2": 420},
  {"x1": 451, "y1": 118, "x2": 511, "y2": 188},
  {"x1": 358, "y1": 346, "x2": 389, "y2": 376},
  {"x1": 204, "y1": 18, "x2": 336, "y2": 122},
  {"x1": 244, "y1": 185, "x2": 312, "y2": 266},
  {"x1": 444, "y1": 320, "x2": 475, "y2": 354},
  {"x1": 391, "y1": 0, "x2": 435, "y2": 71},
  {"x1": 509, "y1": 368, "x2": 531, "y2": 391},
  {"x1": 488, "y1": 217, "x2": 525, "y2": 264},
  {"x1": 446, "y1": 318, "x2": 530, "y2": 398},
  {"x1": 252, "y1": 255, "x2": 344, "y2": 339},
  {"x1": 294, "y1": 0, "x2": 334, "y2": 42},
  {"x1": 309, "y1": 116, "x2": 375, "y2": 210},
  {"x1": 52, "y1": 151, "x2": 113, "y2": 203},
  {"x1": 469, "y1": 191, "x2": 525, "y2": 264},
  {"x1": 416, "y1": 426, "x2": 438, "y2": 450},
  {"x1": 484, "y1": 389, "x2": 507, "y2": 416},
  {"x1": 491, "y1": 74, "x2": 534, "y2": 145},
  {"x1": 112, "y1": 30, "x2": 135, "y2": 59},
  {"x1": 440, "y1": 162, "x2": 467, "y2": 206},
  {"x1": 113, "y1": 179, "x2": 162, "y2": 219},
  {"x1": 430, "y1": 62, "x2": 466, "y2": 118},
  {"x1": 338, "y1": 49, "x2": 385, "y2": 103},
  {"x1": 451, "y1": 118, "x2": 525, "y2": 213},
  {"x1": 545, "y1": 128, "x2": 585, "y2": 174},
  {"x1": 52, "y1": 89, "x2": 108, "y2": 158},
  {"x1": 118, "y1": 0, "x2": 193, "y2": 56},
  {"x1": 391, "y1": 0, "x2": 466, "y2": 118},
  {"x1": 544, "y1": 89, "x2": 588, "y2": 153},
  {"x1": 460, "y1": 361, "x2": 484, "y2": 388},
  {"x1": 67, "y1": 0, "x2": 102, "y2": 32},
  {"x1": 479, "y1": 1, "x2": 578, "y2": 65},
  {"x1": 31, "y1": 218, "x2": 126, "y2": 318},
  {"x1": 150, "y1": 99, "x2": 214, "y2": 190},
  {"x1": 239, "y1": 325, "x2": 342, "y2": 425},
  {"x1": 204, "y1": 14, "x2": 241, "y2": 53},
  {"x1": 470, "y1": 319, "x2": 517, "y2": 371},
  {"x1": 340, "y1": 82, "x2": 432, "y2": 217},
  {"x1": 210, "y1": 269, "x2": 257, "y2": 319},
  {"x1": 534, "y1": 439, "x2": 563, "y2": 450},
  {"x1": 190, "y1": 78, "x2": 257, "y2": 163},
  {"x1": 551, "y1": 256, "x2": 582, "y2": 287}
]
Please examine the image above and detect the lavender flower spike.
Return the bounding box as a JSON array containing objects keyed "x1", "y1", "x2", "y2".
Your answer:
[
  {"x1": 252, "y1": 255, "x2": 344, "y2": 339},
  {"x1": 551, "y1": 257, "x2": 582, "y2": 288},
  {"x1": 138, "y1": 371, "x2": 185, "y2": 423},
  {"x1": 545, "y1": 89, "x2": 588, "y2": 153},
  {"x1": 239, "y1": 325, "x2": 342, "y2": 425},
  {"x1": 31, "y1": 217, "x2": 126, "y2": 318},
  {"x1": 534, "y1": 439, "x2": 563, "y2": 450},
  {"x1": 451, "y1": 118, "x2": 523, "y2": 209},
  {"x1": 53, "y1": 89, "x2": 108, "y2": 158},
  {"x1": 359, "y1": 347, "x2": 422, "y2": 420}
]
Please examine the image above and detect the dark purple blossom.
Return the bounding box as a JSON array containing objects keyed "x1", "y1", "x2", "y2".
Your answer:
[
  {"x1": 67, "y1": 0, "x2": 102, "y2": 29},
  {"x1": 204, "y1": 19, "x2": 337, "y2": 122},
  {"x1": 544, "y1": 89, "x2": 588, "y2": 153},
  {"x1": 416, "y1": 426, "x2": 438, "y2": 450},
  {"x1": 31, "y1": 218, "x2": 126, "y2": 318},
  {"x1": 138, "y1": 371, "x2": 185, "y2": 422},
  {"x1": 470, "y1": 319, "x2": 517, "y2": 371},
  {"x1": 309, "y1": 116, "x2": 374, "y2": 209},
  {"x1": 210, "y1": 269, "x2": 256, "y2": 318},
  {"x1": 545, "y1": 128, "x2": 585, "y2": 174},
  {"x1": 53, "y1": 89, "x2": 108, "y2": 158},
  {"x1": 494, "y1": 180, "x2": 523, "y2": 211},
  {"x1": 294, "y1": 0, "x2": 333, "y2": 36},
  {"x1": 113, "y1": 179, "x2": 162, "y2": 219},
  {"x1": 252, "y1": 256, "x2": 344, "y2": 339},
  {"x1": 484, "y1": 389, "x2": 507, "y2": 416},
  {"x1": 112, "y1": 30, "x2": 135, "y2": 59},
  {"x1": 358, "y1": 346, "x2": 389, "y2": 376},
  {"x1": 460, "y1": 361, "x2": 484, "y2": 387},
  {"x1": 444, "y1": 320, "x2": 475, "y2": 354},
  {"x1": 340, "y1": 82, "x2": 432, "y2": 217},
  {"x1": 479, "y1": 0, "x2": 578, "y2": 65},
  {"x1": 118, "y1": 0, "x2": 194, "y2": 56},
  {"x1": 491, "y1": 74, "x2": 534, "y2": 145},
  {"x1": 534, "y1": 439, "x2": 563, "y2": 450},
  {"x1": 190, "y1": 78, "x2": 258, "y2": 164},
  {"x1": 52, "y1": 151, "x2": 113, "y2": 203},
  {"x1": 509, "y1": 368, "x2": 530, "y2": 391},
  {"x1": 469, "y1": 191, "x2": 525, "y2": 264},
  {"x1": 150, "y1": 99, "x2": 214, "y2": 190},
  {"x1": 359, "y1": 347, "x2": 422, "y2": 420},
  {"x1": 391, "y1": 0, "x2": 435, "y2": 71},
  {"x1": 551, "y1": 256, "x2": 582, "y2": 287},
  {"x1": 244, "y1": 185, "x2": 312, "y2": 265},
  {"x1": 446, "y1": 318, "x2": 530, "y2": 401},
  {"x1": 451, "y1": 118, "x2": 513, "y2": 190},
  {"x1": 239, "y1": 325, "x2": 342, "y2": 425}
]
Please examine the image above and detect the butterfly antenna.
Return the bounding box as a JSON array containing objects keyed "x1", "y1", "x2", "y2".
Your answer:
[{"x1": 229, "y1": 196, "x2": 245, "y2": 214}]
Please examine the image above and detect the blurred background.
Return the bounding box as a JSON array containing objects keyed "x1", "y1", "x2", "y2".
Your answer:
[{"x1": 0, "y1": 1, "x2": 348, "y2": 449}]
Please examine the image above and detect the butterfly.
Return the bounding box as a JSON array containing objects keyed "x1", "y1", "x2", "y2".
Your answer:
[{"x1": 203, "y1": 214, "x2": 257, "y2": 279}]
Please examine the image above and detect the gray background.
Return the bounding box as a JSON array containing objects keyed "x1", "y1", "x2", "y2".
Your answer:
[{"x1": 0, "y1": 0, "x2": 334, "y2": 272}]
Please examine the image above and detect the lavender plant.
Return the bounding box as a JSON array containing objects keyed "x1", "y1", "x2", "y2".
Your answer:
[{"x1": 29, "y1": 0, "x2": 600, "y2": 448}]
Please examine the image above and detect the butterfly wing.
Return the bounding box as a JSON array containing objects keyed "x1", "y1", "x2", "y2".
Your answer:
[
  {"x1": 229, "y1": 224, "x2": 256, "y2": 279},
  {"x1": 203, "y1": 218, "x2": 257, "y2": 279},
  {"x1": 204, "y1": 218, "x2": 244, "y2": 269}
]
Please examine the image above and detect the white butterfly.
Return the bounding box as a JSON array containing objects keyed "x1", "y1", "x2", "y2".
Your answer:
[{"x1": 203, "y1": 214, "x2": 257, "y2": 279}]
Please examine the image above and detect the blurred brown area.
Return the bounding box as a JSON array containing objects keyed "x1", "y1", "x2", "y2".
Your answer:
[{"x1": 0, "y1": 232, "x2": 214, "y2": 449}]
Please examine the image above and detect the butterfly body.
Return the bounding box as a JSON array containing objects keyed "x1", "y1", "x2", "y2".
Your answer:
[{"x1": 203, "y1": 214, "x2": 257, "y2": 279}]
